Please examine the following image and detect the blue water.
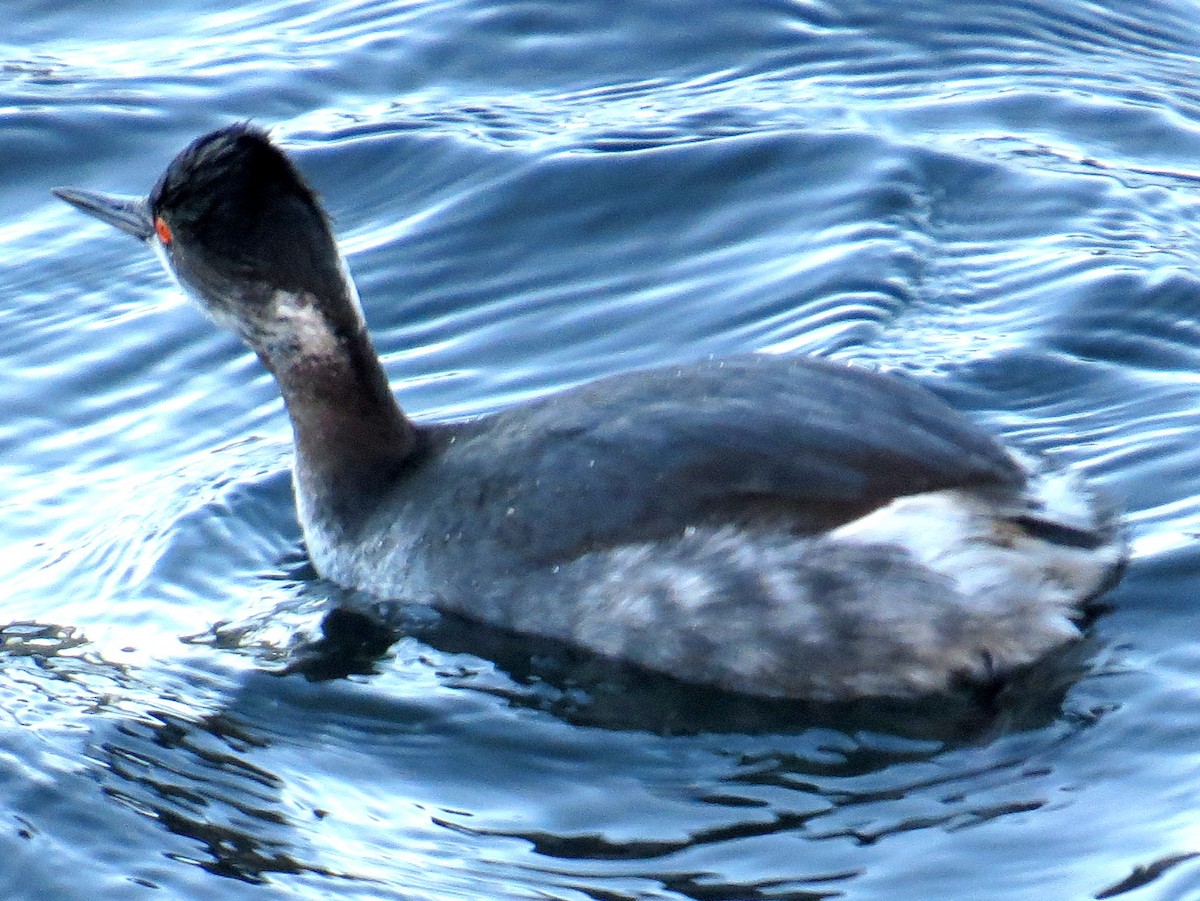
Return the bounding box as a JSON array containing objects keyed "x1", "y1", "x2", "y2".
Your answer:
[{"x1": 5, "y1": 1, "x2": 1200, "y2": 898}]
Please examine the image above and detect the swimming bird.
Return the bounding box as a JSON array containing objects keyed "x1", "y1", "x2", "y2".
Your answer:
[{"x1": 54, "y1": 124, "x2": 1125, "y2": 700}]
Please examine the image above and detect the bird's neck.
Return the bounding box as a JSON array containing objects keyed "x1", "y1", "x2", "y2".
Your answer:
[{"x1": 252, "y1": 285, "x2": 418, "y2": 549}]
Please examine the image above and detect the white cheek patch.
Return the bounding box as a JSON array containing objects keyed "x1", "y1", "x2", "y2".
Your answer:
[
  {"x1": 151, "y1": 233, "x2": 172, "y2": 273},
  {"x1": 153, "y1": 232, "x2": 364, "y2": 361}
]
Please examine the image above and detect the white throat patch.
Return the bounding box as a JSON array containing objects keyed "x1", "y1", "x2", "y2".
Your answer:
[{"x1": 265, "y1": 289, "x2": 345, "y2": 357}]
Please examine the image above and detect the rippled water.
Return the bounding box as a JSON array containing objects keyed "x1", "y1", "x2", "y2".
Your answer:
[{"x1": 6, "y1": 1, "x2": 1200, "y2": 898}]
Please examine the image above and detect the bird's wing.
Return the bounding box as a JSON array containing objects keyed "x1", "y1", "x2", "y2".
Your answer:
[{"x1": 441, "y1": 355, "x2": 1024, "y2": 561}]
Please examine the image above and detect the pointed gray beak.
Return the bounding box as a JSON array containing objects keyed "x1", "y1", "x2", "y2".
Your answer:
[{"x1": 52, "y1": 187, "x2": 155, "y2": 241}]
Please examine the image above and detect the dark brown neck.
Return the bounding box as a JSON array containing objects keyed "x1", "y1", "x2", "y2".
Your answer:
[{"x1": 265, "y1": 327, "x2": 417, "y2": 537}]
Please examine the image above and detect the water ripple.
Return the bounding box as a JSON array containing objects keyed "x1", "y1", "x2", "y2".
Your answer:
[{"x1": 6, "y1": 0, "x2": 1200, "y2": 899}]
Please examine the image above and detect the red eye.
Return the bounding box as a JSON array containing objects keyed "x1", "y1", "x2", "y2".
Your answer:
[{"x1": 155, "y1": 216, "x2": 173, "y2": 245}]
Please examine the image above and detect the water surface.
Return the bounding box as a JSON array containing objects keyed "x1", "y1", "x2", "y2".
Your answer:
[{"x1": 5, "y1": 1, "x2": 1200, "y2": 898}]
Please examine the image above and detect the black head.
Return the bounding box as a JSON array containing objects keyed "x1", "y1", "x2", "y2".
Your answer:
[
  {"x1": 149, "y1": 124, "x2": 345, "y2": 298},
  {"x1": 56, "y1": 124, "x2": 363, "y2": 349}
]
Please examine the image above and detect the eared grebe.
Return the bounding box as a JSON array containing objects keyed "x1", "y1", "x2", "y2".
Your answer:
[{"x1": 55, "y1": 124, "x2": 1125, "y2": 700}]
